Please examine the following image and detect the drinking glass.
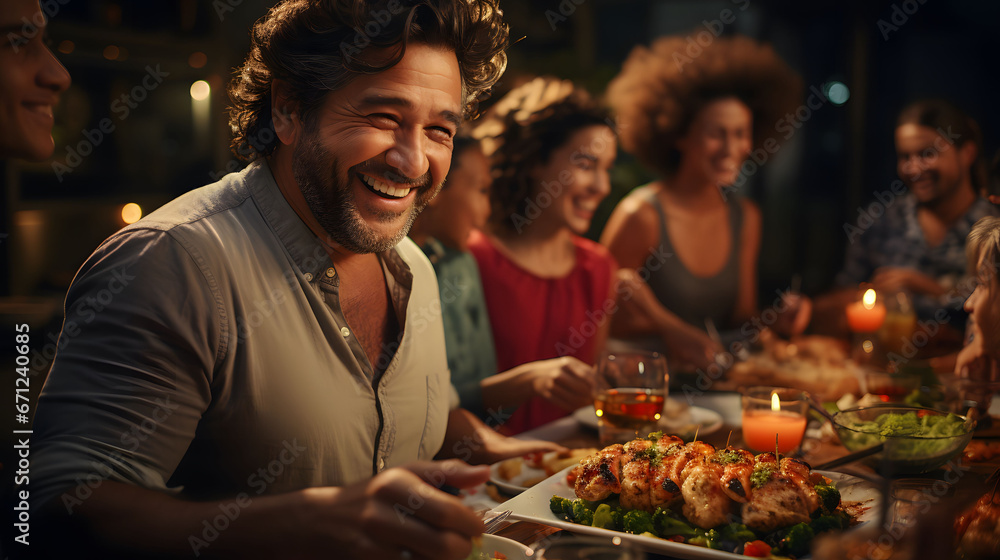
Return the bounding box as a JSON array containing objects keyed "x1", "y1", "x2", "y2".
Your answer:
[{"x1": 593, "y1": 350, "x2": 667, "y2": 445}]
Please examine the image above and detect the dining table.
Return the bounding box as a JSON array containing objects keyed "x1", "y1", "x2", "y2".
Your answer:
[{"x1": 464, "y1": 391, "x2": 1000, "y2": 560}]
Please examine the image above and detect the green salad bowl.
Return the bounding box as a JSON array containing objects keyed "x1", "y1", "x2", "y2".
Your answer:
[{"x1": 832, "y1": 405, "x2": 975, "y2": 475}]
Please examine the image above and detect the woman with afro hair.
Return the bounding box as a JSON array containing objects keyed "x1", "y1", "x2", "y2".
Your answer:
[{"x1": 600, "y1": 35, "x2": 810, "y2": 372}]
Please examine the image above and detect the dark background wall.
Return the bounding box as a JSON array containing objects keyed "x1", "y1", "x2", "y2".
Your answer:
[{"x1": 4, "y1": 0, "x2": 1000, "y2": 328}]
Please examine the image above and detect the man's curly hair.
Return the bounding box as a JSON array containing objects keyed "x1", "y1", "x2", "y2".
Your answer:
[
  {"x1": 607, "y1": 34, "x2": 801, "y2": 177},
  {"x1": 471, "y1": 77, "x2": 613, "y2": 231},
  {"x1": 228, "y1": 0, "x2": 508, "y2": 162}
]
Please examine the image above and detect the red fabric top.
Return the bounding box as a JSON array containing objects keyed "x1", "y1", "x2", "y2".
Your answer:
[{"x1": 468, "y1": 230, "x2": 617, "y2": 434}]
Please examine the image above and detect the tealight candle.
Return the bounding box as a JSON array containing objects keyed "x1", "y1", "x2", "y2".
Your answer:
[
  {"x1": 741, "y1": 387, "x2": 808, "y2": 454},
  {"x1": 846, "y1": 287, "x2": 887, "y2": 333}
]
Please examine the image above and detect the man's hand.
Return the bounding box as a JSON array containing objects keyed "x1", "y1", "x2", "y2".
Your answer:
[
  {"x1": 771, "y1": 293, "x2": 813, "y2": 338},
  {"x1": 530, "y1": 356, "x2": 595, "y2": 412},
  {"x1": 872, "y1": 267, "x2": 946, "y2": 297},
  {"x1": 297, "y1": 460, "x2": 488, "y2": 560},
  {"x1": 662, "y1": 322, "x2": 722, "y2": 372}
]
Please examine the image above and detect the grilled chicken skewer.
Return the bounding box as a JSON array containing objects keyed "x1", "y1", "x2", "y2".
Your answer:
[{"x1": 741, "y1": 452, "x2": 822, "y2": 533}]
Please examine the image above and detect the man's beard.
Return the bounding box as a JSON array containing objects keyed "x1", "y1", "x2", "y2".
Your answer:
[{"x1": 292, "y1": 138, "x2": 440, "y2": 254}]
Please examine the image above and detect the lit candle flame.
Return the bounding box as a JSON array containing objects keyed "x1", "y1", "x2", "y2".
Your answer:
[
  {"x1": 771, "y1": 392, "x2": 781, "y2": 412},
  {"x1": 862, "y1": 288, "x2": 877, "y2": 310}
]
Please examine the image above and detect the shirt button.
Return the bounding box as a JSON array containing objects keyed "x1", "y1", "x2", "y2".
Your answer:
[
  {"x1": 325, "y1": 267, "x2": 337, "y2": 278},
  {"x1": 304, "y1": 272, "x2": 313, "y2": 282},
  {"x1": 340, "y1": 326, "x2": 350, "y2": 338},
  {"x1": 377, "y1": 457, "x2": 385, "y2": 471}
]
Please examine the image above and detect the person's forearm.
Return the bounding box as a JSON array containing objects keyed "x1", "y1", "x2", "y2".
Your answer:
[
  {"x1": 612, "y1": 285, "x2": 688, "y2": 341},
  {"x1": 479, "y1": 363, "x2": 540, "y2": 413},
  {"x1": 37, "y1": 481, "x2": 310, "y2": 559}
]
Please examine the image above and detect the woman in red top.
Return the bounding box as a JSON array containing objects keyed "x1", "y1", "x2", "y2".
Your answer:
[{"x1": 469, "y1": 78, "x2": 618, "y2": 434}]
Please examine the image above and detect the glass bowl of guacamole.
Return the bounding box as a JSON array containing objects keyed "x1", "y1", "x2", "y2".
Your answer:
[{"x1": 832, "y1": 405, "x2": 975, "y2": 475}]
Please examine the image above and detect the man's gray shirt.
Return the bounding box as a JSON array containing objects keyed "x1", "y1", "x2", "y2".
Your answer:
[{"x1": 32, "y1": 160, "x2": 450, "y2": 509}]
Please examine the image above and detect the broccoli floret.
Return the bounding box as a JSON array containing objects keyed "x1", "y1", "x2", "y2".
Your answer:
[
  {"x1": 611, "y1": 508, "x2": 624, "y2": 530},
  {"x1": 549, "y1": 495, "x2": 571, "y2": 516},
  {"x1": 688, "y1": 529, "x2": 721, "y2": 549},
  {"x1": 720, "y1": 523, "x2": 757, "y2": 542},
  {"x1": 622, "y1": 510, "x2": 656, "y2": 535},
  {"x1": 591, "y1": 504, "x2": 617, "y2": 530},
  {"x1": 815, "y1": 484, "x2": 841, "y2": 514},
  {"x1": 777, "y1": 522, "x2": 815, "y2": 557},
  {"x1": 810, "y1": 515, "x2": 846, "y2": 533},
  {"x1": 572, "y1": 500, "x2": 595, "y2": 526},
  {"x1": 653, "y1": 507, "x2": 697, "y2": 537}
]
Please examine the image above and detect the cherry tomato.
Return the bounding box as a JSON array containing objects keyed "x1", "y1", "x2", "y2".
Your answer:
[
  {"x1": 744, "y1": 540, "x2": 772, "y2": 557},
  {"x1": 524, "y1": 452, "x2": 546, "y2": 468}
]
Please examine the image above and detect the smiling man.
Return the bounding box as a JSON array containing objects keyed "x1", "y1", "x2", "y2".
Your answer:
[
  {"x1": 0, "y1": 0, "x2": 70, "y2": 161},
  {"x1": 30, "y1": 1, "x2": 510, "y2": 559},
  {"x1": 815, "y1": 99, "x2": 999, "y2": 339}
]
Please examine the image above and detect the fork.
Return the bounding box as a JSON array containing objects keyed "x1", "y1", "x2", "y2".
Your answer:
[{"x1": 481, "y1": 510, "x2": 512, "y2": 534}]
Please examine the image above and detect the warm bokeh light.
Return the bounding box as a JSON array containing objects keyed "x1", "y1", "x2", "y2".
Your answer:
[
  {"x1": 103, "y1": 45, "x2": 120, "y2": 60},
  {"x1": 58, "y1": 40, "x2": 74, "y2": 54},
  {"x1": 862, "y1": 288, "x2": 877, "y2": 309},
  {"x1": 771, "y1": 392, "x2": 781, "y2": 412},
  {"x1": 188, "y1": 52, "x2": 208, "y2": 69},
  {"x1": 121, "y1": 203, "x2": 142, "y2": 225},
  {"x1": 190, "y1": 80, "x2": 211, "y2": 101}
]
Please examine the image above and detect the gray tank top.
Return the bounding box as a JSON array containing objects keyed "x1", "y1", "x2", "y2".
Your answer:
[{"x1": 644, "y1": 190, "x2": 742, "y2": 328}]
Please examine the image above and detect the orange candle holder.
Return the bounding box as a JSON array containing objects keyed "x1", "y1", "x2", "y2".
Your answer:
[
  {"x1": 846, "y1": 285, "x2": 887, "y2": 333},
  {"x1": 741, "y1": 386, "x2": 808, "y2": 454}
]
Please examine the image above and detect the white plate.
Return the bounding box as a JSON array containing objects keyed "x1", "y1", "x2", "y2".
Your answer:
[
  {"x1": 489, "y1": 458, "x2": 549, "y2": 496},
  {"x1": 573, "y1": 402, "x2": 725, "y2": 440},
  {"x1": 475, "y1": 534, "x2": 531, "y2": 560},
  {"x1": 503, "y1": 465, "x2": 881, "y2": 560}
]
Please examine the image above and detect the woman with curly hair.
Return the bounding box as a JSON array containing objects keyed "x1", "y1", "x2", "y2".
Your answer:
[
  {"x1": 468, "y1": 77, "x2": 618, "y2": 433},
  {"x1": 600, "y1": 34, "x2": 809, "y2": 371}
]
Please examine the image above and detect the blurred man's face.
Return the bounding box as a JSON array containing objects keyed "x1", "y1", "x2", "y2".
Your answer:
[
  {"x1": 0, "y1": 0, "x2": 70, "y2": 160},
  {"x1": 895, "y1": 123, "x2": 972, "y2": 207}
]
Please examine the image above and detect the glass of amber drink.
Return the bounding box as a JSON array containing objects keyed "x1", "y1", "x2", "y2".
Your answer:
[{"x1": 594, "y1": 350, "x2": 668, "y2": 445}]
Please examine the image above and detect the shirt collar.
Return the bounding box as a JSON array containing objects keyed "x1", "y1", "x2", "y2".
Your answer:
[
  {"x1": 241, "y1": 159, "x2": 415, "y2": 289},
  {"x1": 242, "y1": 159, "x2": 332, "y2": 281}
]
